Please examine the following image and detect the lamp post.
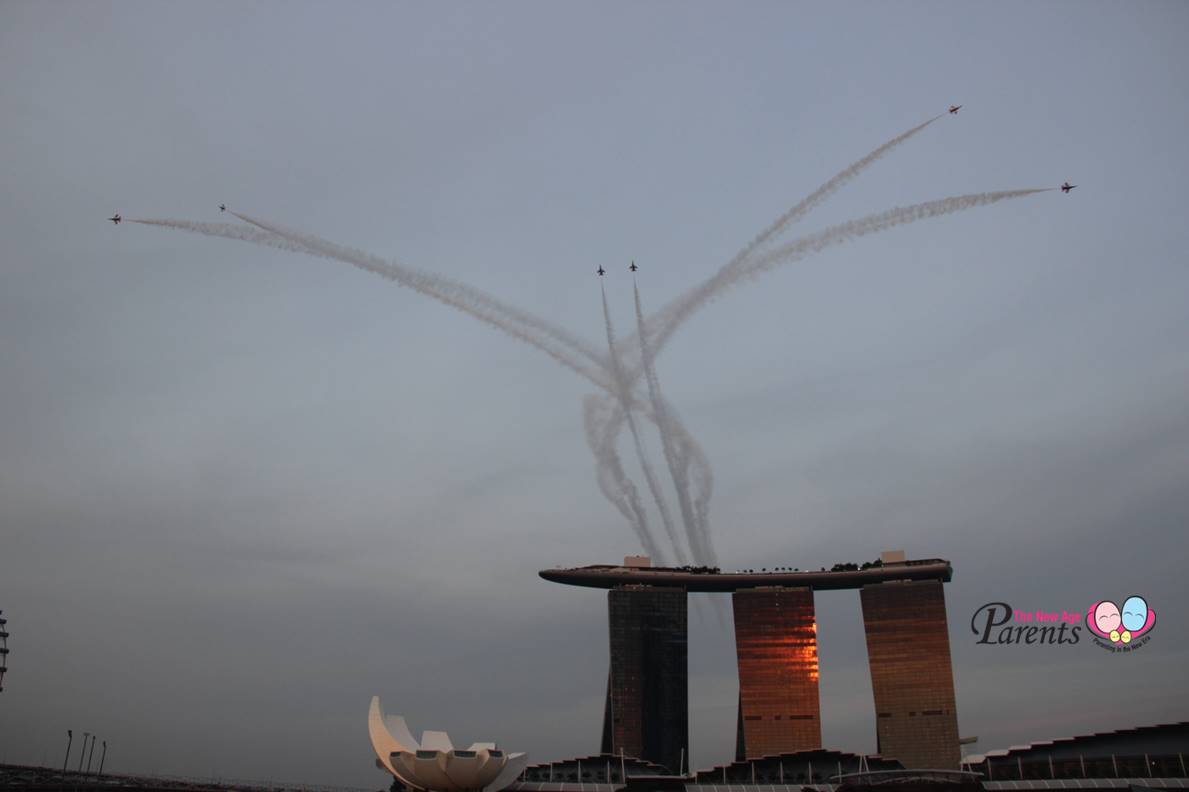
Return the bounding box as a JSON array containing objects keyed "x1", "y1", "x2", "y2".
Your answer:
[
  {"x1": 98, "y1": 741, "x2": 107, "y2": 776},
  {"x1": 77, "y1": 733, "x2": 89, "y2": 772},
  {"x1": 62, "y1": 730, "x2": 73, "y2": 772},
  {"x1": 0, "y1": 609, "x2": 8, "y2": 693},
  {"x1": 86, "y1": 735, "x2": 97, "y2": 774}
]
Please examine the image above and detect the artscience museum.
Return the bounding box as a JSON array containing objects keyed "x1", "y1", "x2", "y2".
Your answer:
[{"x1": 369, "y1": 697, "x2": 528, "y2": 792}]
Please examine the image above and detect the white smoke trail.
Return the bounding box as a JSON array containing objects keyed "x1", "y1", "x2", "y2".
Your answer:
[
  {"x1": 135, "y1": 215, "x2": 685, "y2": 559},
  {"x1": 744, "y1": 189, "x2": 1053, "y2": 280},
  {"x1": 228, "y1": 210, "x2": 610, "y2": 371},
  {"x1": 633, "y1": 280, "x2": 709, "y2": 566},
  {"x1": 583, "y1": 369, "x2": 717, "y2": 567},
  {"x1": 589, "y1": 188, "x2": 1050, "y2": 559},
  {"x1": 130, "y1": 218, "x2": 615, "y2": 394},
  {"x1": 207, "y1": 212, "x2": 690, "y2": 563},
  {"x1": 647, "y1": 189, "x2": 1052, "y2": 356},
  {"x1": 129, "y1": 219, "x2": 307, "y2": 253},
  {"x1": 583, "y1": 395, "x2": 667, "y2": 564},
  {"x1": 728, "y1": 115, "x2": 943, "y2": 270},
  {"x1": 590, "y1": 117, "x2": 945, "y2": 564},
  {"x1": 135, "y1": 172, "x2": 1050, "y2": 565},
  {"x1": 600, "y1": 283, "x2": 688, "y2": 565},
  {"x1": 595, "y1": 114, "x2": 948, "y2": 511},
  {"x1": 618, "y1": 114, "x2": 943, "y2": 367},
  {"x1": 682, "y1": 427, "x2": 716, "y2": 565},
  {"x1": 213, "y1": 211, "x2": 707, "y2": 570}
]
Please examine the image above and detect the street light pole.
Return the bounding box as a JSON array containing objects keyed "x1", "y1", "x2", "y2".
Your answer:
[
  {"x1": 62, "y1": 730, "x2": 73, "y2": 772},
  {"x1": 98, "y1": 741, "x2": 107, "y2": 776},
  {"x1": 0, "y1": 610, "x2": 8, "y2": 694},
  {"x1": 78, "y1": 733, "x2": 89, "y2": 772},
  {"x1": 86, "y1": 735, "x2": 97, "y2": 774}
]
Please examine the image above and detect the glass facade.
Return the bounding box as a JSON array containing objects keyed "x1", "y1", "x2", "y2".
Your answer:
[
  {"x1": 547, "y1": 557, "x2": 961, "y2": 774},
  {"x1": 604, "y1": 586, "x2": 688, "y2": 774},
  {"x1": 860, "y1": 580, "x2": 960, "y2": 769},
  {"x1": 732, "y1": 587, "x2": 821, "y2": 759}
]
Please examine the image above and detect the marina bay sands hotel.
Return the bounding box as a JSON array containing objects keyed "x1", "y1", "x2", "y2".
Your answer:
[{"x1": 539, "y1": 552, "x2": 959, "y2": 775}]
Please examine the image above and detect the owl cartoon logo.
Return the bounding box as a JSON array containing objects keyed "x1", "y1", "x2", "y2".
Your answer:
[{"x1": 1086, "y1": 596, "x2": 1155, "y2": 645}]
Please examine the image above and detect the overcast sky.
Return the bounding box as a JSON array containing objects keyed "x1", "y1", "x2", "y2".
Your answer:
[{"x1": 2, "y1": 1, "x2": 1188, "y2": 787}]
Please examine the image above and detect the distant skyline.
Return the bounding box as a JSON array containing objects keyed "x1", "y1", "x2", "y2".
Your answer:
[{"x1": 2, "y1": 1, "x2": 1188, "y2": 787}]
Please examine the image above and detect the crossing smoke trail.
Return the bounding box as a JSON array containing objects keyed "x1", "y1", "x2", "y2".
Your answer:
[
  {"x1": 183, "y1": 116, "x2": 945, "y2": 398},
  {"x1": 225, "y1": 212, "x2": 613, "y2": 375},
  {"x1": 587, "y1": 117, "x2": 955, "y2": 557},
  {"x1": 133, "y1": 167, "x2": 1053, "y2": 566},
  {"x1": 590, "y1": 189, "x2": 1050, "y2": 564},
  {"x1": 186, "y1": 215, "x2": 720, "y2": 569},
  {"x1": 601, "y1": 283, "x2": 687, "y2": 565},
  {"x1": 583, "y1": 390, "x2": 717, "y2": 565},
  {"x1": 617, "y1": 114, "x2": 943, "y2": 372},
  {"x1": 589, "y1": 116, "x2": 946, "y2": 566},
  {"x1": 725, "y1": 115, "x2": 944, "y2": 270},
  {"x1": 129, "y1": 219, "x2": 298, "y2": 250},
  {"x1": 633, "y1": 280, "x2": 714, "y2": 566},
  {"x1": 132, "y1": 215, "x2": 694, "y2": 560},
  {"x1": 130, "y1": 218, "x2": 615, "y2": 394},
  {"x1": 228, "y1": 211, "x2": 610, "y2": 371},
  {"x1": 748, "y1": 188, "x2": 1054, "y2": 276},
  {"x1": 653, "y1": 188, "x2": 1053, "y2": 353},
  {"x1": 134, "y1": 216, "x2": 692, "y2": 560},
  {"x1": 583, "y1": 395, "x2": 667, "y2": 564}
]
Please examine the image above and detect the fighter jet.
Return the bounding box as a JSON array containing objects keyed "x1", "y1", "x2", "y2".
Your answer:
[
  {"x1": 219, "y1": 203, "x2": 227, "y2": 212},
  {"x1": 597, "y1": 266, "x2": 605, "y2": 276},
  {"x1": 1061, "y1": 182, "x2": 1076, "y2": 193},
  {"x1": 949, "y1": 105, "x2": 962, "y2": 114},
  {"x1": 108, "y1": 213, "x2": 121, "y2": 224},
  {"x1": 629, "y1": 261, "x2": 637, "y2": 273}
]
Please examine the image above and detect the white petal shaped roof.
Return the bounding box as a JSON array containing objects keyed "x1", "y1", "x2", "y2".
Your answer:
[
  {"x1": 443, "y1": 750, "x2": 494, "y2": 789},
  {"x1": 421, "y1": 730, "x2": 454, "y2": 752},
  {"x1": 369, "y1": 697, "x2": 526, "y2": 792},
  {"x1": 484, "y1": 753, "x2": 528, "y2": 792},
  {"x1": 368, "y1": 697, "x2": 420, "y2": 784},
  {"x1": 411, "y1": 752, "x2": 457, "y2": 791},
  {"x1": 386, "y1": 715, "x2": 421, "y2": 752}
]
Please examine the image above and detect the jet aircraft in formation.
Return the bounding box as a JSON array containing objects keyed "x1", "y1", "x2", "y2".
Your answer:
[
  {"x1": 596, "y1": 262, "x2": 638, "y2": 276},
  {"x1": 219, "y1": 203, "x2": 226, "y2": 212},
  {"x1": 949, "y1": 104, "x2": 962, "y2": 114},
  {"x1": 108, "y1": 213, "x2": 121, "y2": 224},
  {"x1": 1061, "y1": 182, "x2": 1077, "y2": 193}
]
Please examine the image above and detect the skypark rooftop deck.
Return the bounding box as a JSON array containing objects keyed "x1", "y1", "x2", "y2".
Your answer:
[{"x1": 539, "y1": 558, "x2": 952, "y2": 592}]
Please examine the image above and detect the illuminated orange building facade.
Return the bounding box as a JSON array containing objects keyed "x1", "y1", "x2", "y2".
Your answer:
[
  {"x1": 860, "y1": 580, "x2": 960, "y2": 769},
  {"x1": 732, "y1": 587, "x2": 821, "y2": 759},
  {"x1": 542, "y1": 556, "x2": 960, "y2": 771}
]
